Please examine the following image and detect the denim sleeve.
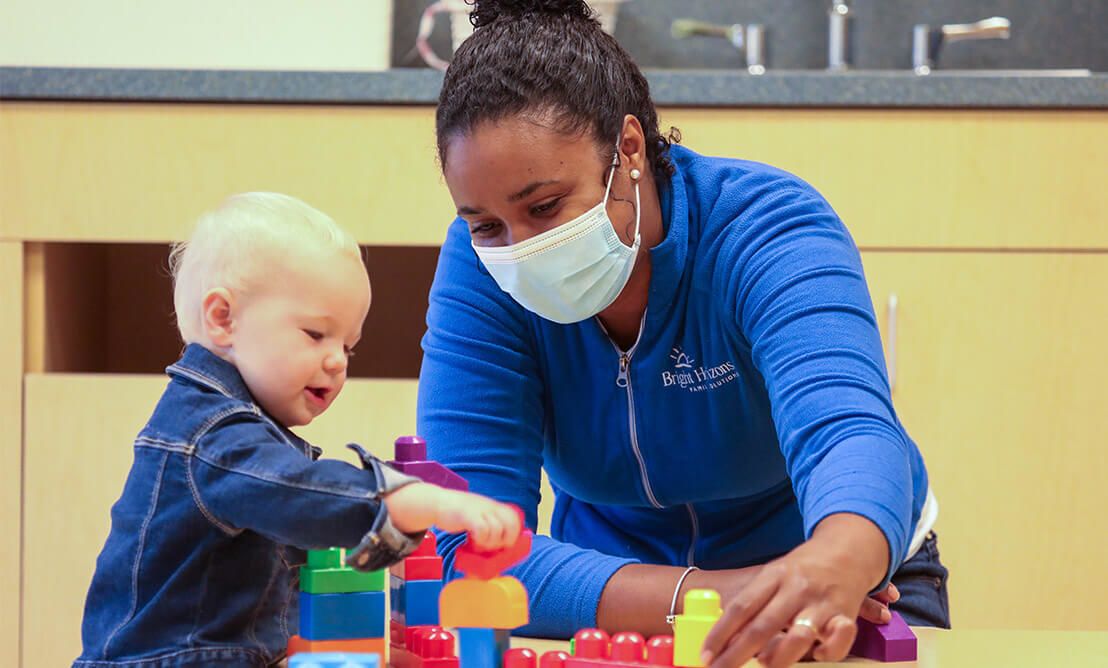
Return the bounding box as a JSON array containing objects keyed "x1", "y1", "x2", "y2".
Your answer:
[
  {"x1": 188, "y1": 411, "x2": 398, "y2": 552},
  {"x1": 721, "y1": 184, "x2": 913, "y2": 590},
  {"x1": 418, "y1": 220, "x2": 637, "y2": 638}
]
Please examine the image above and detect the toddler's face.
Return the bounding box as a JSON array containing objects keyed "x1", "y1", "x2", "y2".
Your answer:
[{"x1": 228, "y1": 249, "x2": 370, "y2": 427}]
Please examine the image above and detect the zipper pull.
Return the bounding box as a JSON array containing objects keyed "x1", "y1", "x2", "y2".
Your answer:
[{"x1": 616, "y1": 354, "x2": 630, "y2": 388}]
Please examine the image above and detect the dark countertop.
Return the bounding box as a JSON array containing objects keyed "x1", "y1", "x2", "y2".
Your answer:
[{"x1": 2, "y1": 67, "x2": 1106, "y2": 108}]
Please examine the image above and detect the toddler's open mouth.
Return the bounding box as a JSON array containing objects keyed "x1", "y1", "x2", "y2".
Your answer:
[{"x1": 305, "y1": 387, "x2": 330, "y2": 406}]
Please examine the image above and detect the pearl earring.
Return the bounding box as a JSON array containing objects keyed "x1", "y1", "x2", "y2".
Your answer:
[{"x1": 630, "y1": 168, "x2": 641, "y2": 181}]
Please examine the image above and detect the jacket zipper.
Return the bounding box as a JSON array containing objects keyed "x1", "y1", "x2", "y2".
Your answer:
[{"x1": 604, "y1": 313, "x2": 662, "y2": 509}]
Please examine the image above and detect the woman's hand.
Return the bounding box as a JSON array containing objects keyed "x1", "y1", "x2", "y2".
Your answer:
[{"x1": 701, "y1": 514, "x2": 891, "y2": 668}]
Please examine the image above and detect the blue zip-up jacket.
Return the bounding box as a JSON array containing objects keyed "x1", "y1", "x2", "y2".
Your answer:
[
  {"x1": 417, "y1": 145, "x2": 930, "y2": 638},
  {"x1": 76, "y1": 344, "x2": 418, "y2": 667}
]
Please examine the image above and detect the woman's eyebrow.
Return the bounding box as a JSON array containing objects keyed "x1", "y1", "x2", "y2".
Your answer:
[{"x1": 508, "y1": 179, "x2": 561, "y2": 202}]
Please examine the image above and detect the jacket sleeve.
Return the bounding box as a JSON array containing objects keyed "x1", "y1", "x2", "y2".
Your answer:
[
  {"x1": 418, "y1": 220, "x2": 637, "y2": 638},
  {"x1": 720, "y1": 179, "x2": 914, "y2": 589},
  {"x1": 189, "y1": 411, "x2": 420, "y2": 565}
]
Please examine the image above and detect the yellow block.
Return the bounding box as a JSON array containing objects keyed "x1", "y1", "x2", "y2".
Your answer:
[
  {"x1": 673, "y1": 589, "x2": 722, "y2": 668},
  {"x1": 439, "y1": 576, "x2": 528, "y2": 630}
]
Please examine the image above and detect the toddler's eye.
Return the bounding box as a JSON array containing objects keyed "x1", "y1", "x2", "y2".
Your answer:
[{"x1": 304, "y1": 330, "x2": 324, "y2": 341}]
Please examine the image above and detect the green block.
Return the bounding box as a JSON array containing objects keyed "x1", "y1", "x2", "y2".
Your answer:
[
  {"x1": 307, "y1": 547, "x2": 344, "y2": 569},
  {"x1": 300, "y1": 565, "x2": 385, "y2": 593},
  {"x1": 569, "y1": 637, "x2": 575, "y2": 656}
]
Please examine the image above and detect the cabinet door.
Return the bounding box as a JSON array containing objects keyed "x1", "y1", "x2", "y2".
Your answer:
[
  {"x1": 861, "y1": 252, "x2": 1108, "y2": 630},
  {"x1": 21, "y1": 374, "x2": 417, "y2": 668}
]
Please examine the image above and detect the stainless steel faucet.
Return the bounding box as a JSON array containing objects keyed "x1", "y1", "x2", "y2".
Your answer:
[
  {"x1": 828, "y1": 1, "x2": 851, "y2": 71},
  {"x1": 671, "y1": 19, "x2": 766, "y2": 75},
  {"x1": 912, "y1": 16, "x2": 1011, "y2": 75}
]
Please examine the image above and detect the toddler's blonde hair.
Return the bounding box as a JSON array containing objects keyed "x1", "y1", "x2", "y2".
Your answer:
[{"x1": 169, "y1": 192, "x2": 361, "y2": 345}]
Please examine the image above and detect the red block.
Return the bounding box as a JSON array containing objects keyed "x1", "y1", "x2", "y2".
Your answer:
[
  {"x1": 389, "y1": 620, "x2": 459, "y2": 668},
  {"x1": 455, "y1": 507, "x2": 532, "y2": 579},
  {"x1": 391, "y1": 555, "x2": 444, "y2": 581},
  {"x1": 540, "y1": 650, "x2": 571, "y2": 668},
  {"x1": 563, "y1": 630, "x2": 676, "y2": 668},
  {"x1": 505, "y1": 648, "x2": 539, "y2": 668}
]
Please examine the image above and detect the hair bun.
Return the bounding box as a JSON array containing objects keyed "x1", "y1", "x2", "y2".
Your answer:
[{"x1": 469, "y1": 0, "x2": 596, "y2": 29}]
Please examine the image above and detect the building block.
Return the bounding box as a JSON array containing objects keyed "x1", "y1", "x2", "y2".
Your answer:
[
  {"x1": 390, "y1": 436, "x2": 469, "y2": 491},
  {"x1": 390, "y1": 575, "x2": 442, "y2": 626},
  {"x1": 457, "y1": 627, "x2": 510, "y2": 668},
  {"x1": 289, "y1": 652, "x2": 381, "y2": 668},
  {"x1": 391, "y1": 555, "x2": 444, "y2": 581},
  {"x1": 454, "y1": 508, "x2": 532, "y2": 580},
  {"x1": 540, "y1": 650, "x2": 571, "y2": 668},
  {"x1": 309, "y1": 547, "x2": 345, "y2": 569},
  {"x1": 288, "y1": 636, "x2": 386, "y2": 657},
  {"x1": 545, "y1": 632, "x2": 674, "y2": 668},
  {"x1": 439, "y1": 575, "x2": 529, "y2": 629},
  {"x1": 672, "y1": 589, "x2": 721, "y2": 668},
  {"x1": 390, "y1": 624, "x2": 460, "y2": 668},
  {"x1": 504, "y1": 648, "x2": 539, "y2": 668},
  {"x1": 850, "y1": 610, "x2": 917, "y2": 662},
  {"x1": 300, "y1": 590, "x2": 386, "y2": 641},
  {"x1": 301, "y1": 565, "x2": 385, "y2": 594}
]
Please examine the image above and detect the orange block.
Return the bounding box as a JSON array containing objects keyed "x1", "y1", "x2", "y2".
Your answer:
[
  {"x1": 439, "y1": 575, "x2": 528, "y2": 629},
  {"x1": 287, "y1": 635, "x2": 385, "y2": 657}
]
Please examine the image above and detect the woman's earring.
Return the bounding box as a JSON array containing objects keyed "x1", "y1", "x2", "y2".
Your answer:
[{"x1": 630, "y1": 168, "x2": 641, "y2": 181}]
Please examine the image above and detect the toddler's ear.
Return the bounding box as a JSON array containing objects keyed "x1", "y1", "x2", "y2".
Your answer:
[{"x1": 201, "y1": 288, "x2": 235, "y2": 347}]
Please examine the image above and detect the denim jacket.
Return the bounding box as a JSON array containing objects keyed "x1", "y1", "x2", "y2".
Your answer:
[{"x1": 76, "y1": 344, "x2": 420, "y2": 667}]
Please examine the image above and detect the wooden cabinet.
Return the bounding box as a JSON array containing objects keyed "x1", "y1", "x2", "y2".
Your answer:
[
  {"x1": 3, "y1": 101, "x2": 1105, "y2": 666},
  {"x1": 862, "y1": 252, "x2": 1108, "y2": 630}
]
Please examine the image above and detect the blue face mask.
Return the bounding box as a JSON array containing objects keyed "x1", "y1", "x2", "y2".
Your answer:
[{"x1": 472, "y1": 154, "x2": 642, "y2": 324}]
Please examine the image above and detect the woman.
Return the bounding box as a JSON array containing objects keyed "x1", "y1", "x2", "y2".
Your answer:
[{"x1": 417, "y1": 1, "x2": 948, "y2": 666}]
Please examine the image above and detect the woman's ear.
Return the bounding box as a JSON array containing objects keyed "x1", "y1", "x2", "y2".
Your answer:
[
  {"x1": 201, "y1": 288, "x2": 235, "y2": 348},
  {"x1": 619, "y1": 114, "x2": 648, "y2": 176}
]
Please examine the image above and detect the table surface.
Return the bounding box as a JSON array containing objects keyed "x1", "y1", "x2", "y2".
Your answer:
[{"x1": 514, "y1": 628, "x2": 1108, "y2": 667}]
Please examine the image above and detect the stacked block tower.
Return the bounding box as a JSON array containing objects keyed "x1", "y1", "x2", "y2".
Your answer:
[{"x1": 288, "y1": 546, "x2": 387, "y2": 659}]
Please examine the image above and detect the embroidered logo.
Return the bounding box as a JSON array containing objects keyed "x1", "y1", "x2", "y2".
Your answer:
[{"x1": 662, "y1": 346, "x2": 738, "y2": 393}]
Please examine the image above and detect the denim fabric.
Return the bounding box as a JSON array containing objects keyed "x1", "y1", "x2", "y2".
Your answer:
[
  {"x1": 75, "y1": 345, "x2": 402, "y2": 667},
  {"x1": 890, "y1": 531, "x2": 951, "y2": 628}
]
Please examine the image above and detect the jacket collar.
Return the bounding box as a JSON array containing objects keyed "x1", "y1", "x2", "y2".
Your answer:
[
  {"x1": 646, "y1": 145, "x2": 692, "y2": 319},
  {"x1": 166, "y1": 343, "x2": 258, "y2": 405}
]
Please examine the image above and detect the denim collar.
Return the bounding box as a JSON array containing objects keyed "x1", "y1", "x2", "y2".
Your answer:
[{"x1": 166, "y1": 343, "x2": 258, "y2": 405}]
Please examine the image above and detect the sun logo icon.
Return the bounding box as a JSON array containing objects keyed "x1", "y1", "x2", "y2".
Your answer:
[{"x1": 670, "y1": 347, "x2": 695, "y2": 369}]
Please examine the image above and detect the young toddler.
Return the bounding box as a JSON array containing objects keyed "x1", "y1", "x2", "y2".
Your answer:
[{"x1": 74, "y1": 193, "x2": 521, "y2": 667}]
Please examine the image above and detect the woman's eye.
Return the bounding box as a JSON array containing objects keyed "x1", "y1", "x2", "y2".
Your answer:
[
  {"x1": 530, "y1": 198, "x2": 562, "y2": 216},
  {"x1": 469, "y1": 221, "x2": 500, "y2": 237},
  {"x1": 304, "y1": 330, "x2": 324, "y2": 341}
]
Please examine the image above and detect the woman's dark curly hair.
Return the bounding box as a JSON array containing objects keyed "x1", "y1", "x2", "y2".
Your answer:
[{"x1": 436, "y1": 0, "x2": 680, "y2": 180}]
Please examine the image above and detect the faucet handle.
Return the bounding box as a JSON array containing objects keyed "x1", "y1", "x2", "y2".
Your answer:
[
  {"x1": 913, "y1": 16, "x2": 1011, "y2": 74},
  {"x1": 941, "y1": 16, "x2": 1011, "y2": 42}
]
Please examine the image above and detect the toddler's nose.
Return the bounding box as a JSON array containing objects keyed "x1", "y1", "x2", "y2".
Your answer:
[{"x1": 323, "y1": 348, "x2": 348, "y2": 374}]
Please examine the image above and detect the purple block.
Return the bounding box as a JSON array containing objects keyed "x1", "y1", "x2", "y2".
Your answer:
[
  {"x1": 850, "y1": 610, "x2": 917, "y2": 662},
  {"x1": 394, "y1": 435, "x2": 427, "y2": 462},
  {"x1": 391, "y1": 460, "x2": 469, "y2": 492}
]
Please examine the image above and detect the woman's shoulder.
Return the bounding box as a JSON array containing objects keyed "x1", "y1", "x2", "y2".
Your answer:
[{"x1": 671, "y1": 144, "x2": 826, "y2": 206}]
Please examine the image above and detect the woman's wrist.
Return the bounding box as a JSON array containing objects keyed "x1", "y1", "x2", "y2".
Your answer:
[{"x1": 809, "y1": 512, "x2": 891, "y2": 592}]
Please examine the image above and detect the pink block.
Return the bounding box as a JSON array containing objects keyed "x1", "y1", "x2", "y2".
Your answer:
[{"x1": 850, "y1": 610, "x2": 917, "y2": 662}]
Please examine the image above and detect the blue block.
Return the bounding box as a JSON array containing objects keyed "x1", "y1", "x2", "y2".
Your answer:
[
  {"x1": 290, "y1": 652, "x2": 381, "y2": 668},
  {"x1": 389, "y1": 575, "x2": 441, "y2": 626},
  {"x1": 457, "y1": 628, "x2": 510, "y2": 668},
  {"x1": 299, "y1": 590, "x2": 385, "y2": 641}
]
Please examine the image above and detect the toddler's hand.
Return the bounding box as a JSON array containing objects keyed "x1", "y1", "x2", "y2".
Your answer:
[
  {"x1": 432, "y1": 488, "x2": 523, "y2": 550},
  {"x1": 383, "y1": 483, "x2": 522, "y2": 550}
]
